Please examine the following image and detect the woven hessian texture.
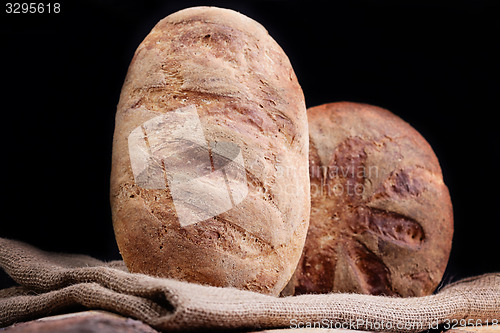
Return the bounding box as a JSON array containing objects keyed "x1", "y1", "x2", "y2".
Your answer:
[{"x1": 0, "y1": 238, "x2": 499, "y2": 332}]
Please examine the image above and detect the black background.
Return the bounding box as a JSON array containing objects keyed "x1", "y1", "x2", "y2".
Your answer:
[{"x1": 1, "y1": 0, "x2": 499, "y2": 290}]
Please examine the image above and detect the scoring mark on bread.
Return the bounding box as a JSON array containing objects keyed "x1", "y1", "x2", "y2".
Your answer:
[
  {"x1": 344, "y1": 240, "x2": 395, "y2": 296},
  {"x1": 359, "y1": 207, "x2": 425, "y2": 248},
  {"x1": 371, "y1": 167, "x2": 428, "y2": 201},
  {"x1": 181, "y1": 215, "x2": 275, "y2": 259},
  {"x1": 245, "y1": 169, "x2": 282, "y2": 215}
]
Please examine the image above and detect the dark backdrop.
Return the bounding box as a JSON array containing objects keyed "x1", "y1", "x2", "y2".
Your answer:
[{"x1": 1, "y1": 0, "x2": 499, "y2": 289}]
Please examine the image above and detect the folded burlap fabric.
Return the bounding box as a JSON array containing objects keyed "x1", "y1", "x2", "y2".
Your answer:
[{"x1": 0, "y1": 238, "x2": 499, "y2": 332}]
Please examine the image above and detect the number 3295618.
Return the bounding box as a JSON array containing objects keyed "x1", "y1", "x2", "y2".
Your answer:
[
  {"x1": 443, "y1": 319, "x2": 499, "y2": 329},
  {"x1": 6, "y1": 3, "x2": 60, "y2": 14}
]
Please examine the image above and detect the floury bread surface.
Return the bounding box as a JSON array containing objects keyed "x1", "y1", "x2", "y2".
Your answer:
[
  {"x1": 110, "y1": 7, "x2": 310, "y2": 295},
  {"x1": 292, "y1": 102, "x2": 453, "y2": 297}
]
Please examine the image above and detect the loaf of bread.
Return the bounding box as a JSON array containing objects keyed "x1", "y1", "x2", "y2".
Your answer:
[
  {"x1": 110, "y1": 7, "x2": 310, "y2": 295},
  {"x1": 292, "y1": 102, "x2": 453, "y2": 297}
]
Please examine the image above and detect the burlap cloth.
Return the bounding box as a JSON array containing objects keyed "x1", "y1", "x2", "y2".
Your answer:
[{"x1": 0, "y1": 238, "x2": 499, "y2": 332}]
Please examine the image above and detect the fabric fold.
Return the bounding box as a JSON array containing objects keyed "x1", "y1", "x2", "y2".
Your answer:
[{"x1": 1, "y1": 238, "x2": 499, "y2": 332}]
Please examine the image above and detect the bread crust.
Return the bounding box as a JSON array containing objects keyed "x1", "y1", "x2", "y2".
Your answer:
[
  {"x1": 111, "y1": 7, "x2": 309, "y2": 295},
  {"x1": 293, "y1": 102, "x2": 453, "y2": 297}
]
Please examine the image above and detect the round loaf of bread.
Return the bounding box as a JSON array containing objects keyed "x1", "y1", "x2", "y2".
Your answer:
[
  {"x1": 110, "y1": 7, "x2": 310, "y2": 295},
  {"x1": 293, "y1": 102, "x2": 453, "y2": 297}
]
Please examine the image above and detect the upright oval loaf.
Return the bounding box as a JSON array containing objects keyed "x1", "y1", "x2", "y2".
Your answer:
[{"x1": 110, "y1": 7, "x2": 310, "y2": 295}]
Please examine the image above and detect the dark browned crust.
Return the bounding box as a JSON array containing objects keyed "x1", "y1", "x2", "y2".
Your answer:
[{"x1": 293, "y1": 102, "x2": 453, "y2": 297}]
